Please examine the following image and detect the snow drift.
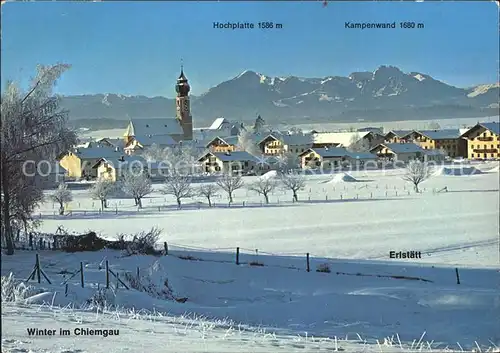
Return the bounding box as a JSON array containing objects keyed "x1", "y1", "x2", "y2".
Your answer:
[
  {"x1": 327, "y1": 173, "x2": 359, "y2": 183},
  {"x1": 260, "y1": 170, "x2": 278, "y2": 180},
  {"x1": 433, "y1": 167, "x2": 484, "y2": 176}
]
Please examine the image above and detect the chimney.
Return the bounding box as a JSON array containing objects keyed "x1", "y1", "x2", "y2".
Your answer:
[
  {"x1": 225, "y1": 151, "x2": 231, "y2": 156},
  {"x1": 114, "y1": 146, "x2": 120, "y2": 152},
  {"x1": 324, "y1": 146, "x2": 329, "y2": 151},
  {"x1": 119, "y1": 155, "x2": 125, "y2": 162}
]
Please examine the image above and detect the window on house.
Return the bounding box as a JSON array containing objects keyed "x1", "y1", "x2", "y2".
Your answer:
[
  {"x1": 471, "y1": 145, "x2": 474, "y2": 149},
  {"x1": 491, "y1": 154, "x2": 495, "y2": 157},
  {"x1": 471, "y1": 154, "x2": 474, "y2": 158}
]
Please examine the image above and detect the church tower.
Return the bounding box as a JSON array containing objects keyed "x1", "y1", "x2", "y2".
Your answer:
[{"x1": 175, "y1": 66, "x2": 193, "y2": 140}]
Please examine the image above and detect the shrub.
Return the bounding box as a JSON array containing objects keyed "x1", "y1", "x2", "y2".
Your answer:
[
  {"x1": 1, "y1": 274, "x2": 43, "y2": 302},
  {"x1": 85, "y1": 287, "x2": 115, "y2": 310},
  {"x1": 316, "y1": 263, "x2": 331, "y2": 273}
]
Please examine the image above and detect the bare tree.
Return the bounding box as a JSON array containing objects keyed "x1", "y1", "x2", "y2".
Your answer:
[
  {"x1": 427, "y1": 121, "x2": 441, "y2": 130},
  {"x1": 50, "y1": 182, "x2": 73, "y2": 215},
  {"x1": 402, "y1": 160, "x2": 432, "y2": 193},
  {"x1": 162, "y1": 173, "x2": 193, "y2": 208},
  {"x1": 347, "y1": 133, "x2": 370, "y2": 153},
  {"x1": 215, "y1": 174, "x2": 244, "y2": 203},
  {"x1": 236, "y1": 129, "x2": 260, "y2": 156},
  {"x1": 248, "y1": 177, "x2": 278, "y2": 204},
  {"x1": 279, "y1": 172, "x2": 306, "y2": 202},
  {"x1": 90, "y1": 179, "x2": 116, "y2": 210},
  {"x1": 121, "y1": 170, "x2": 153, "y2": 208},
  {"x1": 197, "y1": 183, "x2": 219, "y2": 207},
  {"x1": 1, "y1": 64, "x2": 77, "y2": 254}
]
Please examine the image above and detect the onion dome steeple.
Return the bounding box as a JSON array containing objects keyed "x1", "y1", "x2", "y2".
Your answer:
[{"x1": 175, "y1": 64, "x2": 190, "y2": 96}]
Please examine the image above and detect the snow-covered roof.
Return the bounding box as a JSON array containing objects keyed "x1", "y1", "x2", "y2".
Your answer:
[
  {"x1": 94, "y1": 155, "x2": 147, "y2": 169},
  {"x1": 347, "y1": 152, "x2": 378, "y2": 160},
  {"x1": 386, "y1": 130, "x2": 414, "y2": 138},
  {"x1": 259, "y1": 132, "x2": 314, "y2": 146},
  {"x1": 302, "y1": 147, "x2": 349, "y2": 158},
  {"x1": 416, "y1": 129, "x2": 462, "y2": 140},
  {"x1": 132, "y1": 134, "x2": 177, "y2": 147},
  {"x1": 126, "y1": 118, "x2": 183, "y2": 137},
  {"x1": 198, "y1": 151, "x2": 259, "y2": 162},
  {"x1": 312, "y1": 131, "x2": 371, "y2": 147},
  {"x1": 206, "y1": 136, "x2": 239, "y2": 147},
  {"x1": 73, "y1": 146, "x2": 123, "y2": 160},
  {"x1": 375, "y1": 143, "x2": 424, "y2": 154},
  {"x1": 209, "y1": 117, "x2": 231, "y2": 130},
  {"x1": 480, "y1": 122, "x2": 500, "y2": 135}
]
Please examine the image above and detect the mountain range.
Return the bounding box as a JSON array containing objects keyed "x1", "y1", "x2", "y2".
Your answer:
[{"x1": 61, "y1": 65, "x2": 499, "y2": 130}]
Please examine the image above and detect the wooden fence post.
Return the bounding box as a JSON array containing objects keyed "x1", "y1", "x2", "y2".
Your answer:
[
  {"x1": 105, "y1": 260, "x2": 110, "y2": 289},
  {"x1": 36, "y1": 254, "x2": 41, "y2": 283},
  {"x1": 136, "y1": 267, "x2": 140, "y2": 280},
  {"x1": 236, "y1": 247, "x2": 240, "y2": 265},
  {"x1": 455, "y1": 268, "x2": 460, "y2": 284},
  {"x1": 306, "y1": 253, "x2": 310, "y2": 272},
  {"x1": 80, "y1": 262, "x2": 84, "y2": 288},
  {"x1": 164, "y1": 242, "x2": 168, "y2": 255}
]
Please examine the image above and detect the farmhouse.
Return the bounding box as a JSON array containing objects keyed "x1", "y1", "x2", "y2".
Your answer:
[
  {"x1": 205, "y1": 136, "x2": 239, "y2": 153},
  {"x1": 409, "y1": 129, "x2": 467, "y2": 158},
  {"x1": 460, "y1": 122, "x2": 500, "y2": 160},
  {"x1": 124, "y1": 134, "x2": 178, "y2": 155},
  {"x1": 370, "y1": 143, "x2": 425, "y2": 162},
  {"x1": 345, "y1": 152, "x2": 378, "y2": 166},
  {"x1": 124, "y1": 118, "x2": 184, "y2": 145},
  {"x1": 58, "y1": 146, "x2": 124, "y2": 179},
  {"x1": 93, "y1": 155, "x2": 148, "y2": 182},
  {"x1": 198, "y1": 151, "x2": 265, "y2": 174},
  {"x1": 299, "y1": 147, "x2": 349, "y2": 169},
  {"x1": 384, "y1": 130, "x2": 413, "y2": 143},
  {"x1": 312, "y1": 131, "x2": 381, "y2": 150},
  {"x1": 258, "y1": 132, "x2": 313, "y2": 155}
]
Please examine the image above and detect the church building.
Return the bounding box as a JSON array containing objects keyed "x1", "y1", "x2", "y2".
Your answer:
[{"x1": 123, "y1": 67, "x2": 194, "y2": 149}]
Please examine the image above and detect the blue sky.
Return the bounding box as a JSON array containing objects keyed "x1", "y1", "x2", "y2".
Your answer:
[{"x1": 1, "y1": 1, "x2": 498, "y2": 97}]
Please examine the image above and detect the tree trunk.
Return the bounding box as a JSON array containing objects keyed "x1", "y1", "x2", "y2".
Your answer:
[
  {"x1": 293, "y1": 192, "x2": 298, "y2": 202},
  {"x1": 134, "y1": 198, "x2": 138, "y2": 206},
  {"x1": 101, "y1": 199, "x2": 105, "y2": 210},
  {"x1": 176, "y1": 198, "x2": 181, "y2": 209},
  {"x1": 104, "y1": 199, "x2": 108, "y2": 208},
  {"x1": 1, "y1": 159, "x2": 14, "y2": 255},
  {"x1": 414, "y1": 184, "x2": 419, "y2": 193},
  {"x1": 264, "y1": 194, "x2": 269, "y2": 204},
  {"x1": 59, "y1": 202, "x2": 64, "y2": 215},
  {"x1": 137, "y1": 198, "x2": 142, "y2": 209},
  {"x1": 229, "y1": 193, "x2": 233, "y2": 203},
  {"x1": 207, "y1": 197, "x2": 212, "y2": 207}
]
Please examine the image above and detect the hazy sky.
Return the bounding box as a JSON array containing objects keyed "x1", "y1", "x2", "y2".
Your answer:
[{"x1": 1, "y1": 1, "x2": 498, "y2": 97}]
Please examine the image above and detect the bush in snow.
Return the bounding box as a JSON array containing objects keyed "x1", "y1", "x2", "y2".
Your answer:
[
  {"x1": 123, "y1": 259, "x2": 187, "y2": 303},
  {"x1": 1, "y1": 274, "x2": 43, "y2": 302},
  {"x1": 316, "y1": 263, "x2": 331, "y2": 273},
  {"x1": 85, "y1": 287, "x2": 116, "y2": 310},
  {"x1": 120, "y1": 227, "x2": 162, "y2": 256}
]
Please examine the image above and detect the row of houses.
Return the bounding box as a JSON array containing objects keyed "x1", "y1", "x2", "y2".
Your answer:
[
  {"x1": 57, "y1": 121, "x2": 499, "y2": 182},
  {"x1": 384, "y1": 122, "x2": 500, "y2": 160}
]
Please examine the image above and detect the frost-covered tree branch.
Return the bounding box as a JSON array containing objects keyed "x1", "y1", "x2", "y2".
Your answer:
[
  {"x1": 402, "y1": 160, "x2": 432, "y2": 193},
  {"x1": 347, "y1": 133, "x2": 370, "y2": 153},
  {"x1": 197, "y1": 183, "x2": 219, "y2": 207},
  {"x1": 162, "y1": 173, "x2": 194, "y2": 208},
  {"x1": 279, "y1": 172, "x2": 306, "y2": 202},
  {"x1": 247, "y1": 177, "x2": 278, "y2": 204},
  {"x1": 121, "y1": 171, "x2": 153, "y2": 208},
  {"x1": 50, "y1": 182, "x2": 73, "y2": 215},
  {"x1": 215, "y1": 174, "x2": 244, "y2": 203},
  {"x1": 236, "y1": 130, "x2": 260, "y2": 156},
  {"x1": 89, "y1": 179, "x2": 116, "y2": 210},
  {"x1": 1, "y1": 64, "x2": 76, "y2": 255}
]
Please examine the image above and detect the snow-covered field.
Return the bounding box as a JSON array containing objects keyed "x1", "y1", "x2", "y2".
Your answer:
[{"x1": 2, "y1": 163, "x2": 499, "y2": 352}]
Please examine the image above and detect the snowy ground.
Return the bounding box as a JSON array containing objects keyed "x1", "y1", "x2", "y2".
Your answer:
[
  {"x1": 2, "y1": 163, "x2": 499, "y2": 352},
  {"x1": 36, "y1": 163, "x2": 499, "y2": 267}
]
